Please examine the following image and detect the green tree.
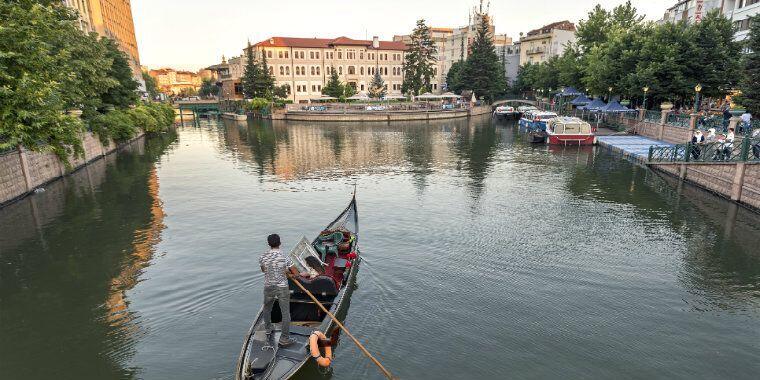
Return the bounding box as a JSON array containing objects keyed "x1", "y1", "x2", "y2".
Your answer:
[
  {"x1": 737, "y1": 14, "x2": 760, "y2": 115},
  {"x1": 322, "y1": 69, "x2": 344, "y2": 98},
  {"x1": 687, "y1": 10, "x2": 742, "y2": 99},
  {"x1": 343, "y1": 83, "x2": 357, "y2": 98},
  {"x1": 241, "y1": 43, "x2": 259, "y2": 99},
  {"x1": 143, "y1": 70, "x2": 159, "y2": 99},
  {"x1": 368, "y1": 71, "x2": 386, "y2": 98},
  {"x1": 0, "y1": 0, "x2": 85, "y2": 157},
  {"x1": 199, "y1": 78, "x2": 217, "y2": 98},
  {"x1": 58, "y1": 31, "x2": 115, "y2": 119},
  {"x1": 99, "y1": 37, "x2": 138, "y2": 110},
  {"x1": 460, "y1": 13, "x2": 506, "y2": 102},
  {"x1": 576, "y1": 4, "x2": 611, "y2": 52},
  {"x1": 254, "y1": 52, "x2": 275, "y2": 98},
  {"x1": 514, "y1": 62, "x2": 540, "y2": 94},
  {"x1": 402, "y1": 19, "x2": 437, "y2": 95},
  {"x1": 446, "y1": 61, "x2": 465, "y2": 94},
  {"x1": 273, "y1": 84, "x2": 290, "y2": 100}
]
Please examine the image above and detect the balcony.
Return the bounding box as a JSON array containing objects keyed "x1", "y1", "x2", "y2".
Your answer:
[{"x1": 525, "y1": 47, "x2": 546, "y2": 55}]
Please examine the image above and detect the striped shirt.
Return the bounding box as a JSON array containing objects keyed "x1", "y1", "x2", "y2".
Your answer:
[{"x1": 259, "y1": 248, "x2": 294, "y2": 287}]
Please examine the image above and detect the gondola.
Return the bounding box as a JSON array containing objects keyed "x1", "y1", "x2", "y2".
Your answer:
[{"x1": 235, "y1": 195, "x2": 361, "y2": 380}]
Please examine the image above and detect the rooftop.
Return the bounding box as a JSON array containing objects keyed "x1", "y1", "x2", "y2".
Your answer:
[
  {"x1": 525, "y1": 20, "x2": 576, "y2": 37},
  {"x1": 253, "y1": 36, "x2": 407, "y2": 50}
]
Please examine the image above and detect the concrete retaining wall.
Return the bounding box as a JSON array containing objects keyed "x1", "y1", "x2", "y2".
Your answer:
[
  {"x1": 634, "y1": 120, "x2": 691, "y2": 144},
  {"x1": 0, "y1": 131, "x2": 144, "y2": 207},
  {"x1": 651, "y1": 162, "x2": 760, "y2": 211},
  {"x1": 283, "y1": 105, "x2": 492, "y2": 122}
]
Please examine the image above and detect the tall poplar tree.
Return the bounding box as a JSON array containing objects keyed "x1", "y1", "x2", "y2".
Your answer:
[
  {"x1": 738, "y1": 14, "x2": 760, "y2": 115},
  {"x1": 402, "y1": 19, "x2": 437, "y2": 95},
  {"x1": 460, "y1": 13, "x2": 506, "y2": 102},
  {"x1": 241, "y1": 43, "x2": 259, "y2": 99}
]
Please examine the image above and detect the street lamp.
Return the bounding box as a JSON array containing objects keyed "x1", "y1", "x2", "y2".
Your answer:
[
  {"x1": 608, "y1": 86, "x2": 613, "y2": 102},
  {"x1": 642, "y1": 86, "x2": 649, "y2": 110},
  {"x1": 694, "y1": 83, "x2": 702, "y2": 112},
  {"x1": 559, "y1": 87, "x2": 566, "y2": 114}
]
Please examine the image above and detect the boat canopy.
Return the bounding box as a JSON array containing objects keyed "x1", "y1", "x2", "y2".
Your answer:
[
  {"x1": 580, "y1": 98, "x2": 607, "y2": 111},
  {"x1": 549, "y1": 117, "x2": 592, "y2": 134},
  {"x1": 556, "y1": 87, "x2": 584, "y2": 97},
  {"x1": 570, "y1": 94, "x2": 592, "y2": 106},
  {"x1": 600, "y1": 101, "x2": 636, "y2": 113}
]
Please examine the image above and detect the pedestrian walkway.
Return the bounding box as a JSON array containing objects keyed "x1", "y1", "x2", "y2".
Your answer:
[{"x1": 597, "y1": 135, "x2": 673, "y2": 163}]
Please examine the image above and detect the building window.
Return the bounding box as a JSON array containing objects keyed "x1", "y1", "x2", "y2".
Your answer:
[
  {"x1": 316, "y1": 66, "x2": 320, "y2": 75},
  {"x1": 338, "y1": 66, "x2": 343, "y2": 75},
  {"x1": 280, "y1": 66, "x2": 284, "y2": 75},
  {"x1": 338, "y1": 51, "x2": 342, "y2": 59},
  {"x1": 311, "y1": 66, "x2": 315, "y2": 75},
  {"x1": 267, "y1": 50, "x2": 272, "y2": 58},
  {"x1": 312, "y1": 84, "x2": 317, "y2": 92},
  {"x1": 348, "y1": 66, "x2": 355, "y2": 75},
  {"x1": 310, "y1": 51, "x2": 314, "y2": 59},
  {"x1": 278, "y1": 51, "x2": 283, "y2": 59},
  {"x1": 326, "y1": 66, "x2": 331, "y2": 75},
  {"x1": 361, "y1": 84, "x2": 365, "y2": 91},
  {"x1": 285, "y1": 51, "x2": 289, "y2": 59},
  {"x1": 318, "y1": 85, "x2": 322, "y2": 92},
  {"x1": 360, "y1": 52, "x2": 364, "y2": 59},
  {"x1": 286, "y1": 66, "x2": 290, "y2": 75},
  {"x1": 360, "y1": 67, "x2": 364, "y2": 75},
  {"x1": 301, "y1": 66, "x2": 306, "y2": 75},
  {"x1": 269, "y1": 66, "x2": 273, "y2": 75}
]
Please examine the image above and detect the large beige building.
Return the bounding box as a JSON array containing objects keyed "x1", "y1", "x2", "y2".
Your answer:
[
  {"x1": 519, "y1": 21, "x2": 576, "y2": 65},
  {"x1": 148, "y1": 68, "x2": 202, "y2": 95},
  {"x1": 238, "y1": 36, "x2": 407, "y2": 103},
  {"x1": 64, "y1": 0, "x2": 144, "y2": 91}
]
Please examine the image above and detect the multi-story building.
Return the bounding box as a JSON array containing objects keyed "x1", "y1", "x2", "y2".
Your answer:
[
  {"x1": 64, "y1": 0, "x2": 145, "y2": 91},
  {"x1": 394, "y1": 27, "x2": 453, "y2": 93},
  {"x1": 239, "y1": 36, "x2": 407, "y2": 103},
  {"x1": 496, "y1": 42, "x2": 521, "y2": 86},
  {"x1": 519, "y1": 21, "x2": 576, "y2": 65},
  {"x1": 726, "y1": 0, "x2": 759, "y2": 42},
  {"x1": 148, "y1": 68, "x2": 202, "y2": 95},
  {"x1": 661, "y1": 0, "x2": 726, "y2": 24}
]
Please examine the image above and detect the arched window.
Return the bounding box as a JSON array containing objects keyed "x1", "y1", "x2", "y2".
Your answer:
[
  {"x1": 278, "y1": 51, "x2": 283, "y2": 59},
  {"x1": 316, "y1": 66, "x2": 320, "y2": 75},
  {"x1": 348, "y1": 66, "x2": 355, "y2": 75},
  {"x1": 301, "y1": 66, "x2": 306, "y2": 75},
  {"x1": 360, "y1": 52, "x2": 364, "y2": 60},
  {"x1": 280, "y1": 66, "x2": 284, "y2": 75},
  {"x1": 295, "y1": 66, "x2": 301, "y2": 75},
  {"x1": 338, "y1": 51, "x2": 342, "y2": 59},
  {"x1": 311, "y1": 66, "x2": 315, "y2": 75},
  {"x1": 269, "y1": 66, "x2": 273, "y2": 75},
  {"x1": 338, "y1": 66, "x2": 343, "y2": 75},
  {"x1": 286, "y1": 66, "x2": 290, "y2": 75},
  {"x1": 360, "y1": 67, "x2": 364, "y2": 75},
  {"x1": 267, "y1": 50, "x2": 272, "y2": 58},
  {"x1": 284, "y1": 51, "x2": 289, "y2": 59}
]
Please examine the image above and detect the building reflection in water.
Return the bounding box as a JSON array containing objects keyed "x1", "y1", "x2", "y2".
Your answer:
[{"x1": 0, "y1": 132, "x2": 176, "y2": 379}]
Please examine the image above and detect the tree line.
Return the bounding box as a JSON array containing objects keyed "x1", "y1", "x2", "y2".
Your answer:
[
  {"x1": 0, "y1": 0, "x2": 173, "y2": 161},
  {"x1": 513, "y1": 1, "x2": 756, "y2": 111}
]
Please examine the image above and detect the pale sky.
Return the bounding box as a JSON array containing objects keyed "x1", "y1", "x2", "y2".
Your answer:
[{"x1": 132, "y1": 0, "x2": 671, "y2": 71}]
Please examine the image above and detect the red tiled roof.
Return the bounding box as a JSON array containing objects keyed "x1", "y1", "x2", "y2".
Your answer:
[{"x1": 254, "y1": 36, "x2": 406, "y2": 50}]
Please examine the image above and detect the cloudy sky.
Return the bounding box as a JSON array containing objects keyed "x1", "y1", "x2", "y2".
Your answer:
[{"x1": 132, "y1": 0, "x2": 671, "y2": 71}]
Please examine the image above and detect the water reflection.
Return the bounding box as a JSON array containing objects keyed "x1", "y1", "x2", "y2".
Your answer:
[{"x1": 0, "y1": 131, "x2": 177, "y2": 379}]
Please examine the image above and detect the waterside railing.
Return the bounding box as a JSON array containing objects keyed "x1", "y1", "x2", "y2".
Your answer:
[{"x1": 648, "y1": 137, "x2": 760, "y2": 163}]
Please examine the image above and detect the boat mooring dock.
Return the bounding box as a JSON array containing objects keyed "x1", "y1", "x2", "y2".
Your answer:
[{"x1": 597, "y1": 135, "x2": 674, "y2": 164}]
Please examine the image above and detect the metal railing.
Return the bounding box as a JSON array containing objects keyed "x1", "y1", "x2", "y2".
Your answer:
[
  {"x1": 665, "y1": 113, "x2": 690, "y2": 128},
  {"x1": 649, "y1": 137, "x2": 760, "y2": 163},
  {"x1": 644, "y1": 110, "x2": 660, "y2": 123},
  {"x1": 286, "y1": 102, "x2": 469, "y2": 113}
]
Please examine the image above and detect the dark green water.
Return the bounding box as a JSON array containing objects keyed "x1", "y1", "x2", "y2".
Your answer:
[{"x1": 1, "y1": 116, "x2": 759, "y2": 380}]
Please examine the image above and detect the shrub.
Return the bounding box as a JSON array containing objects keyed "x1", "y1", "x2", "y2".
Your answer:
[
  {"x1": 246, "y1": 98, "x2": 270, "y2": 112},
  {"x1": 90, "y1": 110, "x2": 137, "y2": 143}
]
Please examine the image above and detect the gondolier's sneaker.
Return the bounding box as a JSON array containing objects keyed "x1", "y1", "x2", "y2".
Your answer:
[{"x1": 278, "y1": 337, "x2": 297, "y2": 347}]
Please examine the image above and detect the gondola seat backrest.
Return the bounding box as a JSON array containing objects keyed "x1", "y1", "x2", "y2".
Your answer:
[{"x1": 290, "y1": 275, "x2": 337, "y2": 296}]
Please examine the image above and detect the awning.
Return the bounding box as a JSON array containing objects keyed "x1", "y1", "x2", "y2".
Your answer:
[
  {"x1": 440, "y1": 92, "x2": 462, "y2": 99},
  {"x1": 570, "y1": 94, "x2": 591, "y2": 106},
  {"x1": 600, "y1": 101, "x2": 636, "y2": 113},
  {"x1": 580, "y1": 98, "x2": 607, "y2": 111},
  {"x1": 416, "y1": 92, "x2": 442, "y2": 100}
]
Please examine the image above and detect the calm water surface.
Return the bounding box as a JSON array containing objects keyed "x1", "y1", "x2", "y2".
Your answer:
[{"x1": 1, "y1": 116, "x2": 759, "y2": 379}]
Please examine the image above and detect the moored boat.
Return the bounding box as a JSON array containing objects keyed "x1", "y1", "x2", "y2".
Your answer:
[
  {"x1": 235, "y1": 196, "x2": 361, "y2": 380},
  {"x1": 493, "y1": 105, "x2": 518, "y2": 119},
  {"x1": 546, "y1": 117, "x2": 596, "y2": 146},
  {"x1": 526, "y1": 130, "x2": 548, "y2": 144}
]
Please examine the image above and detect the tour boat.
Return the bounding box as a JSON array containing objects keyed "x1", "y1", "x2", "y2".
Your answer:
[
  {"x1": 517, "y1": 105, "x2": 538, "y2": 117},
  {"x1": 518, "y1": 110, "x2": 537, "y2": 128},
  {"x1": 236, "y1": 195, "x2": 360, "y2": 380},
  {"x1": 493, "y1": 105, "x2": 518, "y2": 118},
  {"x1": 545, "y1": 117, "x2": 596, "y2": 146}
]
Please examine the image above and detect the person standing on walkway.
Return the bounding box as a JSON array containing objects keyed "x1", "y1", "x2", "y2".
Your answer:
[
  {"x1": 752, "y1": 127, "x2": 760, "y2": 159},
  {"x1": 722, "y1": 107, "x2": 732, "y2": 132},
  {"x1": 259, "y1": 234, "x2": 306, "y2": 347},
  {"x1": 691, "y1": 130, "x2": 705, "y2": 160},
  {"x1": 740, "y1": 111, "x2": 752, "y2": 134},
  {"x1": 723, "y1": 128, "x2": 735, "y2": 161}
]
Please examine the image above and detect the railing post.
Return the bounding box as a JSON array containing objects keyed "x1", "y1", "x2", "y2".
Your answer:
[
  {"x1": 660, "y1": 110, "x2": 669, "y2": 125},
  {"x1": 740, "y1": 137, "x2": 750, "y2": 161},
  {"x1": 685, "y1": 142, "x2": 691, "y2": 162},
  {"x1": 638, "y1": 108, "x2": 645, "y2": 121},
  {"x1": 648, "y1": 146, "x2": 653, "y2": 162}
]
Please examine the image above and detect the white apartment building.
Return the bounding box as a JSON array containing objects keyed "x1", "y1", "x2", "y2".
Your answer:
[
  {"x1": 723, "y1": 0, "x2": 760, "y2": 42},
  {"x1": 393, "y1": 28, "x2": 452, "y2": 93},
  {"x1": 249, "y1": 36, "x2": 407, "y2": 103},
  {"x1": 519, "y1": 21, "x2": 576, "y2": 65}
]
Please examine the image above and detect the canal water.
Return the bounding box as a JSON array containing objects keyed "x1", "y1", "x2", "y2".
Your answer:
[{"x1": 1, "y1": 116, "x2": 759, "y2": 380}]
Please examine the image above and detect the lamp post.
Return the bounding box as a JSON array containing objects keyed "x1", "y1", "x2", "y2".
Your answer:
[
  {"x1": 642, "y1": 86, "x2": 649, "y2": 110},
  {"x1": 559, "y1": 87, "x2": 565, "y2": 115},
  {"x1": 608, "y1": 87, "x2": 613, "y2": 102},
  {"x1": 694, "y1": 83, "x2": 702, "y2": 112}
]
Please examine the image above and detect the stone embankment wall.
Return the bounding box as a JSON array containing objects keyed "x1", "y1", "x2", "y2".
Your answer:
[
  {"x1": 651, "y1": 162, "x2": 760, "y2": 211},
  {"x1": 627, "y1": 118, "x2": 691, "y2": 144},
  {"x1": 0, "y1": 131, "x2": 143, "y2": 206},
  {"x1": 282, "y1": 105, "x2": 493, "y2": 122}
]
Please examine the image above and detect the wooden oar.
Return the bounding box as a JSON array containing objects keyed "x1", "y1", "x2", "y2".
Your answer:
[{"x1": 287, "y1": 274, "x2": 397, "y2": 380}]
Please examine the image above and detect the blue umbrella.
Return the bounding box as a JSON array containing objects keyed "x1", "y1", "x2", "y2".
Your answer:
[
  {"x1": 581, "y1": 98, "x2": 607, "y2": 111},
  {"x1": 570, "y1": 94, "x2": 591, "y2": 106},
  {"x1": 600, "y1": 101, "x2": 636, "y2": 113}
]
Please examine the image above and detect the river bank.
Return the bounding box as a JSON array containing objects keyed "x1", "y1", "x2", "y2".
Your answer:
[{"x1": 0, "y1": 131, "x2": 146, "y2": 207}]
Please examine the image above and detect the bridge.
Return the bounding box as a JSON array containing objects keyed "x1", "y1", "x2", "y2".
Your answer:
[
  {"x1": 175, "y1": 100, "x2": 220, "y2": 114},
  {"x1": 491, "y1": 99, "x2": 538, "y2": 107}
]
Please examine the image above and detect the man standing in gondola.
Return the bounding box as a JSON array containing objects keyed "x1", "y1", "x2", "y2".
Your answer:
[{"x1": 260, "y1": 234, "x2": 305, "y2": 347}]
